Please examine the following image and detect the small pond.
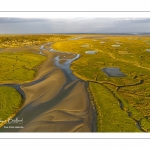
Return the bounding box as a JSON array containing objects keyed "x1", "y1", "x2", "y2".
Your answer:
[
  {"x1": 85, "y1": 50, "x2": 97, "y2": 54},
  {"x1": 50, "y1": 49, "x2": 57, "y2": 52},
  {"x1": 146, "y1": 49, "x2": 150, "y2": 52},
  {"x1": 70, "y1": 37, "x2": 81, "y2": 40},
  {"x1": 116, "y1": 42, "x2": 123, "y2": 45},
  {"x1": 101, "y1": 68, "x2": 126, "y2": 77},
  {"x1": 81, "y1": 44, "x2": 90, "y2": 47},
  {"x1": 111, "y1": 45, "x2": 120, "y2": 47}
]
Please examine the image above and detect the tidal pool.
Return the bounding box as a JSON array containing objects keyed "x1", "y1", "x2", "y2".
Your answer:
[
  {"x1": 101, "y1": 68, "x2": 126, "y2": 77},
  {"x1": 116, "y1": 42, "x2": 123, "y2": 45},
  {"x1": 111, "y1": 45, "x2": 120, "y2": 47},
  {"x1": 85, "y1": 50, "x2": 97, "y2": 54},
  {"x1": 49, "y1": 49, "x2": 57, "y2": 52},
  {"x1": 70, "y1": 37, "x2": 81, "y2": 40},
  {"x1": 146, "y1": 49, "x2": 150, "y2": 52},
  {"x1": 81, "y1": 44, "x2": 90, "y2": 47}
]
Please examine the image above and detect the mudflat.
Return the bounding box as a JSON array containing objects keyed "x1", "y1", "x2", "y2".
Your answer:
[{"x1": 0, "y1": 44, "x2": 94, "y2": 132}]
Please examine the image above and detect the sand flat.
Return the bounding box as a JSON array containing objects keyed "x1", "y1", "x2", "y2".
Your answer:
[
  {"x1": 0, "y1": 44, "x2": 94, "y2": 132},
  {"x1": 21, "y1": 68, "x2": 66, "y2": 106},
  {"x1": 53, "y1": 80, "x2": 89, "y2": 111}
]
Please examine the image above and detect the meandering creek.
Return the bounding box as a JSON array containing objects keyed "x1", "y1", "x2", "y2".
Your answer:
[{"x1": 0, "y1": 42, "x2": 96, "y2": 132}]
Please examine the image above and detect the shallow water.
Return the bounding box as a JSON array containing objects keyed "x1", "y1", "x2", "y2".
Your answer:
[
  {"x1": 81, "y1": 44, "x2": 90, "y2": 47},
  {"x1": 39, "y1": 43, "x2": 53, "y2": 54},
  {"x1": 49, "y1": 49, "x2": 57, "y2": 52},
  {"x1": 0, "y1": 43, "x2": 96, "y2": 132},
  {"x1": 40, "y1": 43, "x2": 81, "y2": 81},
  {"x1": 70, "y1": 37, "x2": 81, "y2": 40},
  {"x1": 111, "y1": 45, "x2": 120, "y2": 47},
  {"x1": 146, "y1": 49, "x2": 150, "y2": 52},
  {"x1": 54, "y1": 54, "x2": 80, "y2": 80},
  {"x1": 85, "y1": 51, "x2": 97, "y2": 54},
  {"x1": 116, "y1": 42, "x2": 123, "y2": 45},
  {"x1": 101, "y1": 68, "x2": 126, "y2": 77}
]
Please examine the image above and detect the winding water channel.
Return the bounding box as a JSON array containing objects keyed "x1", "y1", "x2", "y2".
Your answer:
[
  {"x1": 0, "y1": 42, "x2": 96, "y2": 132},
  {"x1": 1, "y1": 41, "x2": 144, "y2": 132}
]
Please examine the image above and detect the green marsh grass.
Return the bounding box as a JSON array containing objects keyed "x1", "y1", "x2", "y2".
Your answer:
[
  {"x1": 52, "y1": 35, "x2": 150, "y2": 132},
  {"x1": 0, "y1": 86, "x2": 23, "y2": 124},
  {"x1": 0, "y1": 52, "x2": 47, "y2": 82},
  {"x1": 0, "y1": 34, "x2": 73, "y2": 127}
]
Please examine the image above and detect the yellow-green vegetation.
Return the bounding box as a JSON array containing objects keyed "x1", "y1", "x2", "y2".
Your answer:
[
  {"x1": 0, "y1": 34, "x2": 74, "y2": 128},
  {"x1": 0, "y1": 34, "x2": 73, "y2": 82},
  {"x1": 89, "y1": 83, "x2": 141, "y2": 132},
  {"x1": 0, "y1": 34, "x2": 72, "y2": 48},
  {"x1": 0, "y1": 52, "x2": 47, "y2": 82},
  {"x1": 52, "y1": 35, "x2": 150, "y2": 132},
  {"x1": 0, "y1": 86, "x2": 23, "y2": 123}
]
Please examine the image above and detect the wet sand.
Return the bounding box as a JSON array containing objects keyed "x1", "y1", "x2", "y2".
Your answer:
[{"x1": 0, "y1": 44, "x2": 95, "y2": 132}]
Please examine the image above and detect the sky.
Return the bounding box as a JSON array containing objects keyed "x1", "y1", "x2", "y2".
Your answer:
[{"x1": 0, "y1": 12, "x2": 150, "y2": 34}]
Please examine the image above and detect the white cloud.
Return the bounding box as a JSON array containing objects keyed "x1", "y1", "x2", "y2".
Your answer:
[{"x1": 0, "y1": 17, "x2": 150, "y2": 34}]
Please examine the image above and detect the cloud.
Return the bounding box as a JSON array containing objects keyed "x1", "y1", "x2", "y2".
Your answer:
[
  {"x1": 0, "y1": 18, "x2": 50, "y2": 24},
  {"x1": 0, "y1": 17, "x2": 150, "y2": 34}
]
